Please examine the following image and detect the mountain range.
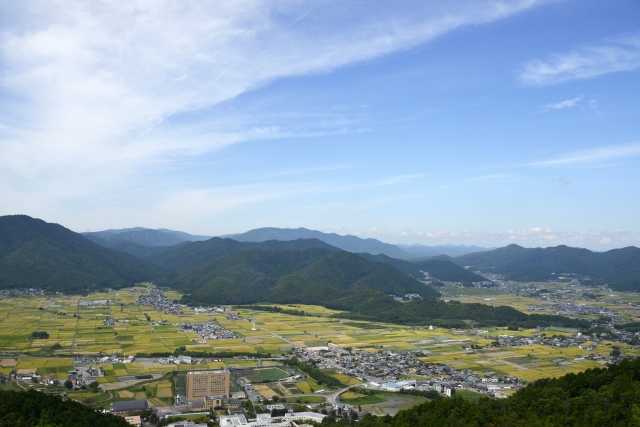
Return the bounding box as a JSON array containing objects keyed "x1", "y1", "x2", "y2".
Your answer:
[
  {"x1": 82, "y1": 227, "x2": 210, "y2": 248},
  {"x1": 397, "y1": 243, "x2": 494, "y2": 258},
  {"x1": 453, "y1": 244, "x2": 640, "y2": 291},
  {"x1": 0, "y1": 215, "x2": 607, "y2": 328},
  {"x1": 226, "y1": 227, "x2": 415, "y2": 258}
]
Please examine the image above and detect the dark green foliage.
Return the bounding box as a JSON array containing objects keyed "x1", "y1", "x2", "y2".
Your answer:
[
  {"x1": 172, "y1": 249, "x2": 439, "y2": 305},
  {"x1": 357, "y1": 253, "x2": 486, "y2": 284},
  {"x1": 173, "y1": 248, "x2": 581, "y2": 328},
  {"x1": 454, "y1": 244, "x2": 640, "y2": 291},
  {"x1": 0, "y1": 215, "x2": 166, "y2": 292},
  {"x1": 343, "y1": 357, "x2": 640, "y2": 427},
  {"x1": 615, "y1": 322, "x2": 640, "y2": 332},
  {"x1": 0, "y1": 389, "x2": 130, "y2": 427},
  {"x1": 134, "y1": 374, "x2": 153, "y2": 380},
  {"x1": 331, "y1": 298, "x2": 588, "y2": 329},
  {"x1": 236, "y1": 305, "x2": 306, "y2": 316},
  {"x1": 146, "y1": 237, "x2": 339, "y2": 273},
  {"x1": 411, "y1": 259, "x2": 486, "y2": 285},
  {"x1": 285, "y1": 358, "x2": 343, "y2": 388},
  {"x1": 30, "y1": 331, "x2": 49, "y2": 339}
]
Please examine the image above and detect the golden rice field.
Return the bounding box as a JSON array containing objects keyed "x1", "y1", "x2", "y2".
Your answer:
[{"x1": 1, "y1": 284, "x2": 640, "y2": 385}]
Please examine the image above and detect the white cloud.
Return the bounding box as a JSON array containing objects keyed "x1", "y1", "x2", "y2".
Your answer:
[
  {"x1": 339, "y1": 227, "x2": 639, "y2": 250},
  {"x1": 540, "y1": 96, "x2": 583, "y2": 111},
  {"x1": 528, "y1": 143, "x2": 640, "y2": 167},
  {"x1": 521, "y1": 31, "x2": 640, "y2": 85},
  {"x1": 0, "y1": 0, "x2": 549, "y2": 220}
]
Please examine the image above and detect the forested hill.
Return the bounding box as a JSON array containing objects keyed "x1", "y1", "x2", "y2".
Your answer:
[
  {"x1": 170, "y1": 248, "x2": 582, "y2": 329},
  {"x1": 144, "y1": 237, "x2": 340, "y2": 273},
  {"x1": 454, "y1": 244, "x2": 640, "y2": 290},
  {"x1": 357, "y1": 253, "x2": 486, "y2": 285},
  {"x1": 350, "y1": 356, "x2": 640, "y2": 427},
  {"x1": 169, "y1": 248, "x2": 440, "y2": 305},
  {"x1": 0, "y1": 389, "x2": 130, "y2": 427},
  {"x1": 0, "y1": 215, "x2": 166, "y2": 292}
]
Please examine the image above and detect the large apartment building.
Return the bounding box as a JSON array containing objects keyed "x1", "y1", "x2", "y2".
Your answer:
[{"x1": 186, "y1": 370, "x2": 230, "y2": 401}]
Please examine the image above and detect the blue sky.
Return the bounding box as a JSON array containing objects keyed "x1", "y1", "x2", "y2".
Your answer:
[{"x1": 1, "y1": 0, "x2": 639, "y2": 249}]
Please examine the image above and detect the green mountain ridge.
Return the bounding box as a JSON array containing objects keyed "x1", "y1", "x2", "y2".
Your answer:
[
  {"x1": 0, "y1": 215, "x2": 166, "y2": 292},
  {"x1": 147, "y1": 237, "x2": 340, "y2": 273},
  {"x1": 82, "y1": 227, "x2": 210, "y2": 248},
  {"x1": 169, "y1": 248, "x2": 440, "y2": 306},
  {"x1": 454, "y1": 244, "x2": 640, "y2": 290},
  {"x1": 357, "y1": 252, "x2": 486, "y2": 284}
]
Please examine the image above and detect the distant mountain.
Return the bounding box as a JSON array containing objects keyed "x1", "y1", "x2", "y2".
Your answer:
[
  {"x1": 397, "y1": 243, "x2": 493, "y2": 258},
  {"x1": 228, "y1": 227, "x2": 413, "y2": 259},
  {"x1": 146, "y1": 237, "x2": 340, "y2": 273},
  {"x1": 453, "y1": 244, "x2": 640, "y2": 290},
  {"x1": 169, "y1": 248, "x2": 440, "y2": 306},
  {"x1": 82, "y1": 227, "x2": 210, "y2": 248},
  {"x1": 356, "y1": 253, "x2": 486, "y2": 285},
  {"x1": 0, "y1": 215, "x2": 166, "y2": 291}
]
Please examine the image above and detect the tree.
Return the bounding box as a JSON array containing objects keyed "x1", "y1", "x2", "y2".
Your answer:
[
  {"x1": 89, "y1": 381, "x2": 99, "y2": 392},
  {"x1": 64, "y1": 379, "x2": 73, "y2": 389},
  {"x1": 31, "y1": 377, "x2": 39, "y2": 383}
]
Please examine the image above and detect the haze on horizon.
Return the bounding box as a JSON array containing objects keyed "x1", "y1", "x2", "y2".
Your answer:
[{"x1": 1, "y1": 0, "x2": 639, "y2": 251}]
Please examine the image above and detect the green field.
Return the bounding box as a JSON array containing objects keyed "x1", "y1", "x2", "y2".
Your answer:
[
  {"x1": 241, "y1": 367, "x2": 289, "y2": 383},
  {"x1": 340, "y1": 391, "x2": 386, "y2": 405},
  {"x1": 456, "y1": 390, "x2": 485, "y2": 402}
]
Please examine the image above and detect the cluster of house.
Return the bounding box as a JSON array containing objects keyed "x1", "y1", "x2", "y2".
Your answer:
[
  {"x1": 194, "y1": 306, "x2": 227, "y2": 314},
  {"x1": 389, "y1": 293, "x2": 424, "y2": 302},
  {"x1": 218, "y1": 412, "x2": 326, "y2": 427},
  {"x1": 304, "y1": 347, "x2": 426, "y2": 379},
  {"x1": 300, "y1": 347, "x2": 526, "y2": 398},
  {"x1": 530, "y1": 302, "x2": 618, "y2": 319},
  {"x1": 0, "y1": 288, "x2": 48, "y2": 296},
  {"x1": 178, "y1": 321, "x2": 239, "y2": 341},
  {"x1": 78, "y1": 299, "x2": 108, "y2": 306},
  {"x1": 98, "y1": 354, "x2": 136, "y2": 364},
  {"x1": 137, "y1": 288, "x2": 183, "y2": 314}
]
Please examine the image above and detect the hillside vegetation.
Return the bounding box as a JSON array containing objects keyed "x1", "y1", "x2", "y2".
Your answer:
[
  {"x1": 357, "y1": 253, "x2": 486, "y2": 285},
  {"x1": 170, "y1": 248, "x2": 439, "y2": 305},
  {"x1": 0, "y1": 215, "x2": 166, "y2": 292},
  {"x1": 454, "y1": 244, "x2": 640, "y2": 290},
  {"x1": 0, "y1": 389, "x2": 130, "y2": 427}
]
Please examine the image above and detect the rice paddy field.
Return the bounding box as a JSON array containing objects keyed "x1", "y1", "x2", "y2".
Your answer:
[{"x1": 1, "y1": 283, "x2": 640, "y2": 387}]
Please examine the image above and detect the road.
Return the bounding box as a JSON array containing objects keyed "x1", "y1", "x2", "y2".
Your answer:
[{"x1": 250, "y1": 322, "x2": 296, "y2": 348}]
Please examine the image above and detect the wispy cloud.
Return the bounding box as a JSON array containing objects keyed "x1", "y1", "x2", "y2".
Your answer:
[
  {"x1": 527, "y1": 143, "x2": 640, "y2": 167},
  {"x1": 539, "y1": 95, "x2": 583, "y2": 111},
  {"x1": 0, "y1": 0, "x2": 548, "y2": 223},
  {"x1": 521, "y1": 31, "x2": 640, "y2": 85}
]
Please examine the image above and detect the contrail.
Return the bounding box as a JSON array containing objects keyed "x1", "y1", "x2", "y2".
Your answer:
[{"x1": 131, "y1": 60, "x2": 244, "y2": 143}]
